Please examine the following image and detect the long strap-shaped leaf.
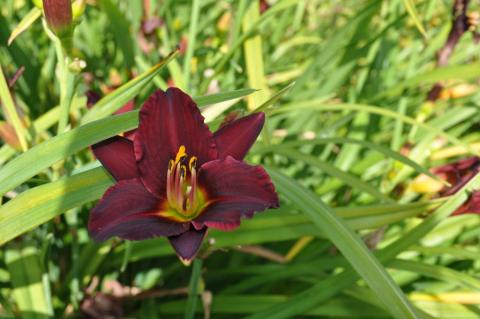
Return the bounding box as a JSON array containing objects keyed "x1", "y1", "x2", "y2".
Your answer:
[
  {"x1": 265, "y1": 148, "x2": 395, "y2": 203},
  {"x1": 0, "y1": 66, "x2": 29, "y2": 151},
  {"x1": 0, "y1": 167, "x2": 112, "y2": 245},
  {"x1": 263, "y1": 168, "x2": 420, "y2": 319},
  {"x1": 5, "y1": 246, "x2": 54, "y2": 319},
  {"x1": 0, "y1": 111, "x2": 136, "y2": 196},
  {"x1": 81, "y1": 50, "x2": 178, "y2": 124},
  {"x1": 247, "y1": 171, "x2": 480, "y2": 319},
  {"x1": 254, "y1": 137, "x2": 447, "y2": 186},
  {"x1": 270, "y1": 102, "x2": 478, "y2": 156}
]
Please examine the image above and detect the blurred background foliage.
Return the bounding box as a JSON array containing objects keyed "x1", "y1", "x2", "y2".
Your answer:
[{"x1": 1, "y1": 0, "x2": 480, "y2": 318}]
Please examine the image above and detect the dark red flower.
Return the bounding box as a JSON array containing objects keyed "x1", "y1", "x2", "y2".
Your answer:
[
  {"x1": 88, "y1": 88, "x2": 279, "y2": 263},
  {"x1": 432, "y1": 157, "x2": 480, "y2": 196},
  {"x1": 431, "y1": 157, "x2": 480, "y2": 215}
]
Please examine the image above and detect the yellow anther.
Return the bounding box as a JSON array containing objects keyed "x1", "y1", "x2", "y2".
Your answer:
[
  {"x1": 189, "y1": 156, "x2": 197, "y2": 171},
  {"x1": 168, "y1": 159, "x2": 175, "y2": 171},
  {"x1": 175, "y1": 145, "x2": 187, "y2": 164},
  {"x1": 180, "y1": 165, "x2": 187, "y2": 178}
]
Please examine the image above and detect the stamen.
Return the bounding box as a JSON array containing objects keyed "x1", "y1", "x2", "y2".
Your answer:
[
  {"x1": 189, "y1": 166, "x2": 197, "y2": 211},
  {"x1": 164, "y1": 146, "x2": 203, "y2": 220},
  {"x1": 174, "y1": 163, "x2": 183, "y2": 209},
  {"x1": 180, "y1": 165, "x2": 187, "y2": 178},
  {"x1": 174, "y1": 145, "x2": 187, "y2": 164},
  {"x1": 188, "y1": 156, "x2": 197, "y2": 171},
  {"x1": 166, "y1": 162, "x2": 174, "y2": 207}
]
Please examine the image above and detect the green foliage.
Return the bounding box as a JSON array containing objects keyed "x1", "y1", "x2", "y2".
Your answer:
[{"x1": 1, "y1": 0, "x2": 480, "y2": 318}]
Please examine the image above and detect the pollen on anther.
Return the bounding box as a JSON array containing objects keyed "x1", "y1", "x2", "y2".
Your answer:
[
  {"x1": 175, "y1": 145, "x2": 187, "y2": 164},
  {"x1": 180, "y1": 165, "x2": 187, "y2": 178},
  {"x1": 189, "y1": 156, "x2": 197, "y2": 170}
]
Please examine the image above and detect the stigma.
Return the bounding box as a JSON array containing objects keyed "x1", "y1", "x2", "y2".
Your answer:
[{"x1": 164, "y1": 145, "x2": 205, "y2": 221}]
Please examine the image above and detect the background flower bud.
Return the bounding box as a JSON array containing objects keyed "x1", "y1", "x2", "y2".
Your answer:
[{"x1": 42, "y1": 0, "x2": 73, "y2": 35}]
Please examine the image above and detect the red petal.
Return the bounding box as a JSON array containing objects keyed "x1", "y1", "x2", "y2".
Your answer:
[
  {"x1": 452, "y1": 191, "x2": 480, "y2": 216},
  {"x1": 86, "y1": 91, "x2": 101, "y2": 109},
  {"x1": 123, "y1": 129, "x2": 136, "y2": 141},
  {"x1": 194, "y1": 156, "x2": 279, "y2": 230},
  {"x1": 168, "y1": 227, "x2": 207, "y2": 261},
  {"x1": 134, "y1": 88, "x2": 217, "y2": 197},
  {"x1": 92, "y1": 136, "x2": 139, "y2": 181},
  {"x1": 88, "y1": 179, "x2": 188, "y2": 241},
  {"x1": 214, "y1": 112, "x2": 265, "y2": 160}
]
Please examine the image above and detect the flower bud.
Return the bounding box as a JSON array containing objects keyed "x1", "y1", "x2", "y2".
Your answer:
[{"x1": 42, "y1": 0, "x2": 73, "y2": 36}]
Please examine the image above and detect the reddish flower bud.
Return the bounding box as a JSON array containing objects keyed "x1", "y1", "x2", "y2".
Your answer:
[{"x1": 42, "y1": 0, "x2": 73, "y2": 35}]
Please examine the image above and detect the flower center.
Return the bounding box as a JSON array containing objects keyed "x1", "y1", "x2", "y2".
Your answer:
[{"x1": 161, "y1": 145, "x2": 206, "y2": 222}]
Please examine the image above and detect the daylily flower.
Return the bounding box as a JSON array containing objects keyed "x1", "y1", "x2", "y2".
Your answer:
[
  {"x1": 413, "y1": 157, "x2": 480, "y2": 216},
  {"x1": 434, "y1": 157, "x2": 480, "y2": 216},
  {"x1": 411, "y1": 157, "x2": 480, "y2": 195},
  {"x1": 88, "y1": 88, "x2": 279, "y2": 263},
  {"x1": 432, "y1": 157, "x2": 480, "y2": 196}
]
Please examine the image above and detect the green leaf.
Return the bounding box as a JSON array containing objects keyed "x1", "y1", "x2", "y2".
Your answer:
[
  {"x1": 5, "y1": 246, "x2": 53, "y2": 318},
  {"x1": 264, "y1": 168, "x2": 420, "y2": 319},
  {"x1": 243, "y1": 1, "x2": 270, "y2": 110},
  {"x1": 391, "y1": 259, "x2": 480, "y2": 290},
  {"x1": 0, "y1": 167, "x2": 112, "y2": 245},
  {"x1": 254, "y1": 137, "x2": 448, "y2": 186},
  {"x1": 0, "y1": 96, "x2": 86, "y2": 166},
  {"x1": 401, "y1": 0, "x2": 427, "y2": 39},
  {"x1": 98, "y1": 0, "x2": 135, "y2": 68},
  {"x1": 184, "y1": 259, "x2": 203, "y2": 319},
  {"x1": 250, "y1": 172, "x2": 480, "y2": 319},
  {"x1": 81, "y1": 50, "x2": 178, "y2": 124},
  {"x1": 7, "y1": 7, "x2": 42, "y2": 46},
  {"x1": 194, "y1": 88, "x2": 256, "y2": 107},
  {"x1": 271, "y1": 101, "x2": 478, "y2": 157},
  {"x1": 378, "y1": 63, "x2": 480, "y2": 99},
  {"x1": 0, "y1": 66, "x2": 29, "y2": 151},
  {"x1": 183, "y1": 0, "x2": 201, "y2": 90},
  {"x1": 255, "y1": 81, "x2": 295, "y2": 113},
  {"x1": 159, "y1": 294, "x2": 386, "y2": 316},
  {"x1": 270, "y1": 148, "x2": 395, "y2": 203},
  {"x1": 0, "y1": 111, "x2": 136, "y2": 197}
]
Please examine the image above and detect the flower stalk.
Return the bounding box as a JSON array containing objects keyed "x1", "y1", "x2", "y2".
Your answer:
[
  {"x1": 42, "y1": 0, "x2": 74, "y2": 53},
  {"x1": 41, "y1": 10, "x2": 80, "y2": 135}
]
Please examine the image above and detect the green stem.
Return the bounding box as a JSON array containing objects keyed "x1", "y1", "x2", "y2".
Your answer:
[
  {"x1": 43, "y1": 19, "x2": 76, "y2": 135},
  {"x1": 184, "y1": 258, "x2": 203, "y2": 319},
  {"x1": 55, "y1": 40, "x2": 76, "y2": 134}
]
